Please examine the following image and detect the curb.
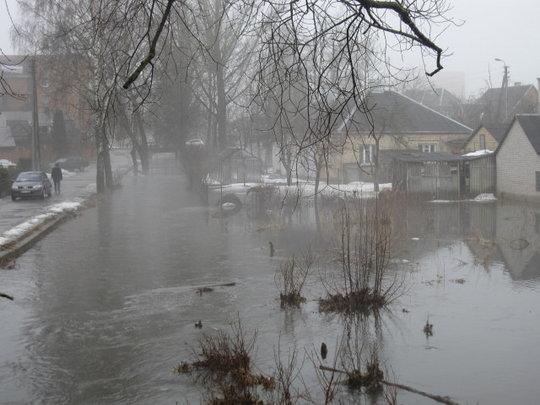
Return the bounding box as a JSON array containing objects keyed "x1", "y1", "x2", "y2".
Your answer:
[{"x1": 0, "y1": 165, "x2": 132, "y2": 266}]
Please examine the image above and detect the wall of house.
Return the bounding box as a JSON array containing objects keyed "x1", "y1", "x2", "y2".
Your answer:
[
  {"x1": 496, "y1": 122, "x2": 540, "y2": 201},
  {"x1": 464, "y1": 127, "x2": 499, "y2": 152},
  {"x1": 333, "y1": 132, "x2": 469, "y2": 184}
]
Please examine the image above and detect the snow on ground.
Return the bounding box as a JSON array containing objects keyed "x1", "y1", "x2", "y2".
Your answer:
[
  {"x1": 62, "y1": 169, "x2": 76, "y2": 178},
  {"x1": 0, "y1": 159, "x2": 16, "y2": 167},
  {"x1": 473, "y1": 193, "x2": 497, "y2": 202},
  {"x1": 462, "y1": 149, "x2": 493, "y2": 157},
  {"x1": 211, "y1": 177, "x2": 391, "y2": 199},
  {"x1": 0, "y1": 200, "x2": 83, "y2": 247}
]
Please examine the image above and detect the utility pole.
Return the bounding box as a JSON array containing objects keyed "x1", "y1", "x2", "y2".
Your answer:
[
  {"x1": 31, "y1": 57, "x2": 41, "y2": 170},
  {"x1": 494, "y1": 58, "x2": 509, "y2": 123}
]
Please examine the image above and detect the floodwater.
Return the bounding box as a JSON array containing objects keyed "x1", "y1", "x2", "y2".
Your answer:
[{"x1": 0, "y1": 154, "x2": 539, "y2": 404}]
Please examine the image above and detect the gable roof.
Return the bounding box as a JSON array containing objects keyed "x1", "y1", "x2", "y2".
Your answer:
[
  {"x1": 480, "y1": 84, "x2": 537, "y2": 117},
  {"x1": 496, "y1": 114, "x2": 540, "y2": 155},
  {"x1": 466, "y1": 123, "x2": 509, "y2": 146},
  {"x1": 340, "y1": 90, "x2": 472, "y2": 135},
  {"x1": 404, "y1": 87, "x2": 462, "y2": 109}
]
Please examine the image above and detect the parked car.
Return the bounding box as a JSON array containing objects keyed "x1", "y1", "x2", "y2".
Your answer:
[
  {"x1": 11, "y1": 171, "x2": 52, "y2": 200},
  {"x1": 52, "y1": 156, "x2": 89, "y2": 172}
]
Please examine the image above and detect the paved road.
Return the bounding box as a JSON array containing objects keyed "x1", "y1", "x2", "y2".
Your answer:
[{"x1": 0, "y1": 150, "x2": 131, "y2": 234}]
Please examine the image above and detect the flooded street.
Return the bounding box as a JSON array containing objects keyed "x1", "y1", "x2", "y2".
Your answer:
[{"x1": 1, "y1": 154, "x2": 539, "y2": 404}]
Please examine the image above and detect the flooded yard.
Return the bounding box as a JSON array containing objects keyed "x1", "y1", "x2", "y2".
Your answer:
[{"x1": 0, "y1": 155, "x2": 539, "y2": 404}]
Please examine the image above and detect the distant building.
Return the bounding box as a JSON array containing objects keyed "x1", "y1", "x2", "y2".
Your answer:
[
  {"x1": 464, "y1": 83, "x2": 538, "y2": 129},
  {"x1": 0, "y1": 55, "x2": 91, "y2": 163},
  {"x1": 334, "y1": 90, "x2": 472, "y2": 183},
  {"x1": 496, "y1": 114, "x2": 540, "y2": 202}
]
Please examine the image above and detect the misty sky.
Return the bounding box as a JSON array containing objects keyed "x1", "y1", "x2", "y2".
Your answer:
[{"x1": 1, "y1": 0, "x2": 539, "y2": 97}]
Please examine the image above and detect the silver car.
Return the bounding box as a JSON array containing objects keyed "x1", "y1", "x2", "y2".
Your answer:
[{"x1": 11, "y1": 171, "x2": 52, "y2": 201}]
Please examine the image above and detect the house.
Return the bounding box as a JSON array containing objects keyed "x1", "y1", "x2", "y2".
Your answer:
[
  {"x1": 463, "y1": 82, "x2": 538, "y2": 129},
  {"x1": 496, "y1": 114, "x2": 540, "y2": 202},
  {"x1": 0, "y1": 55, "x2": 91, "y2": 163},
  {"x1": 334, "y1": 90, "x2": 472, "y2": 183},
  {"x1": 462, "y1": 124, "x2": 507, "y2": 153}
]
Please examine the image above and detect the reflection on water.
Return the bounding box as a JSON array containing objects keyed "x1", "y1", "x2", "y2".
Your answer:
[{"x1": 0, "y1": 156, "x2": 539, "y2": 404}]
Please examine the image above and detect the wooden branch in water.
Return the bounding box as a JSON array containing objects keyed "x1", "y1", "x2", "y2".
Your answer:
[
  {"x1": 319, "y1": 366, "x2": 458, "y2": 405},
  {"x1": 381, "y1": 380, "x2": 459, "y2": 405}
]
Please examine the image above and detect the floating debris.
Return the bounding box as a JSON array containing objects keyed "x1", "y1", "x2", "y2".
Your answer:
[
  {"x1": 320, "y1": 342, "x2": 328, "y2": 360},
  {"x1": 423, "y1": 318, "x2": 434, "y2": 337},
  {"x1": 510, "y1": 239, "x2": 529, "y2": 250}
]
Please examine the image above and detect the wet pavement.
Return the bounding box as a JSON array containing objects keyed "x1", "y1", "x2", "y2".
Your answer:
[
  {"x1": 0, "y1": 150, "x2": 131, "y2": 235},
  {"x1": 0, "y1": 154, "x2": 539, "y2": 404}
]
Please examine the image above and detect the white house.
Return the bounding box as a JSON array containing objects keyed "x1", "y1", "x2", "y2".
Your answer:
[{"x1": 496, "y1": 114, "x2": 540, "y2": 202}]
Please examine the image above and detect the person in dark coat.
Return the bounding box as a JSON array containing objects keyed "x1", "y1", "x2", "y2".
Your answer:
[{"x1": 51, "y1": 162, "x2": 63, "y2": 195}]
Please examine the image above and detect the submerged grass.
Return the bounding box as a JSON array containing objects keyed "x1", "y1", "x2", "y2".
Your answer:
[{"x1": 176, "y1": 318, "x2": 274, "y2": 404}]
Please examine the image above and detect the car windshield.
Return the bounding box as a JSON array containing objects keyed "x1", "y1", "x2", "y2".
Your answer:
[{"x1": 17, "y1": 172, "x2": 41, "y2": 182}]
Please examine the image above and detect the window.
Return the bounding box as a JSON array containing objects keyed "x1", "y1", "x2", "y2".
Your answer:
[
  {"x1": 479, "y1": 134, "x2": 486, "y2": 150},
  {"x1": 418, "y1": 144, "x2": 436, "y2": 153},
  {"x1": 362, "y1": 144, "x2": 374, "y2": 165},
  {"x1": 536, "y1": 171, "x2": 540, "y2": 192}
]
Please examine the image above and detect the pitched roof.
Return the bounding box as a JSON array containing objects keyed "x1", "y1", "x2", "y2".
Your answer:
[
  {"x1": 515, "y1": 115, "x2": 540, "y2": 154},
  {"x1": 341, "y1": 91, "x2": 472, "y2": 135},
  {"x1": 404, "y1": 87, "x2": 462, "y2": 109},
  {"x1": 497, "y1": 114, "x2": 540, "y2": 155},
  {"x1": 466, "y1": 123, "x2": 509, "y2": 145},
  {"x1": 480, "y1": 84, "x2": 536, "y2": 116}
]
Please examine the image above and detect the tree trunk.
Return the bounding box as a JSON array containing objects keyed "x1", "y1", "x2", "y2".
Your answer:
[
  {"x1": 95, "y1": 122, "x2": 105, "y2": 193},
  {"x1": 131, "y1": 146, "x2": 139, "y2": 175},
  {"x1": 102, "y1": 129, "x2": 113, "y2": 188},
  {"x1": 373, "y1": 137, "x2": 380, "y2": 192},
  {"x1": 216, "y1": 62, "x2": 227, "y2": 151},
  {"x1": 134, "y1": 110, "x2": 149, "y2": 174}
]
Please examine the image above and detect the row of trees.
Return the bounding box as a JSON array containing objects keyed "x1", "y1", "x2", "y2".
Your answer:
[{"x1": 11, "y1": 0, "x2": 454, "y2": 192}]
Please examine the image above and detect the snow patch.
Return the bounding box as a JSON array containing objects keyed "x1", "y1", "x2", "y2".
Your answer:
[
  {"x1": 473, "y1": 193, "x2": 497, "y2": 202},
  {"x1": 0, "y1": 200, "x2": 83, "y2": 247},
  {"x1": 462, "y1": 149, "x2": 493, "y2": 157},
  {"x1": 0, "y1": 159, "x2": 16, "y2": 167}
]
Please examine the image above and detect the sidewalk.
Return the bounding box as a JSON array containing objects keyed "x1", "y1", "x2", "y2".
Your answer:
[{"x1": 0, "y1": 149, "x2": 131, "y2": 235}]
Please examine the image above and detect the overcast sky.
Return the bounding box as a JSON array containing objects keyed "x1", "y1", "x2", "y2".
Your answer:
[{"x1": 1, "y1": 0, "x2": 540, "y2": 97}]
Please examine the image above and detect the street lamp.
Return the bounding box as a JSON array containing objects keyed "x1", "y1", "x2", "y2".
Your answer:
[{"x1": 494, "y1": 58, "x2": 509, "y2": 121}]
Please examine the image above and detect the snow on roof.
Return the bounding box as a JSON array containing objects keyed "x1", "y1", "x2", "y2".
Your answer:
[{"x1": 462, "y1": 149, "x2": 493, "y2": 157}]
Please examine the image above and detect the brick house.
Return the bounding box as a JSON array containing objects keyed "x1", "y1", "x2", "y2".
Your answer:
[
  {"x1": 496, "y1": 114, "x2": 540, "y2": 202},
  {"x1": 0, "y1": 55, "x2": 92, "y2": 164},
  {"x1": 334, "y1": 90, "x2": 472, "y2": 183}
]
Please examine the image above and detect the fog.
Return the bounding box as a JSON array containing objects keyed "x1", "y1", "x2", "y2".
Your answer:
[{"x1": 0, "y1": 1, "x2": 539, "y2": 404}]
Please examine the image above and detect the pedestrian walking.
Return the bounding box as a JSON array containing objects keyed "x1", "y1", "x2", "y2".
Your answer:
[{"x1": 51, "y1": 162, "x2": 63, "y2": 195}]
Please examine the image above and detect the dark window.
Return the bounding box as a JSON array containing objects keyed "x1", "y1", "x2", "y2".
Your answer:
[
  {"x1": 479, "y1": 134, "x2": 486, "y2": 150},
  {"x1": 537, "y1": 171, "x2": 540, "y2": 192}
]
